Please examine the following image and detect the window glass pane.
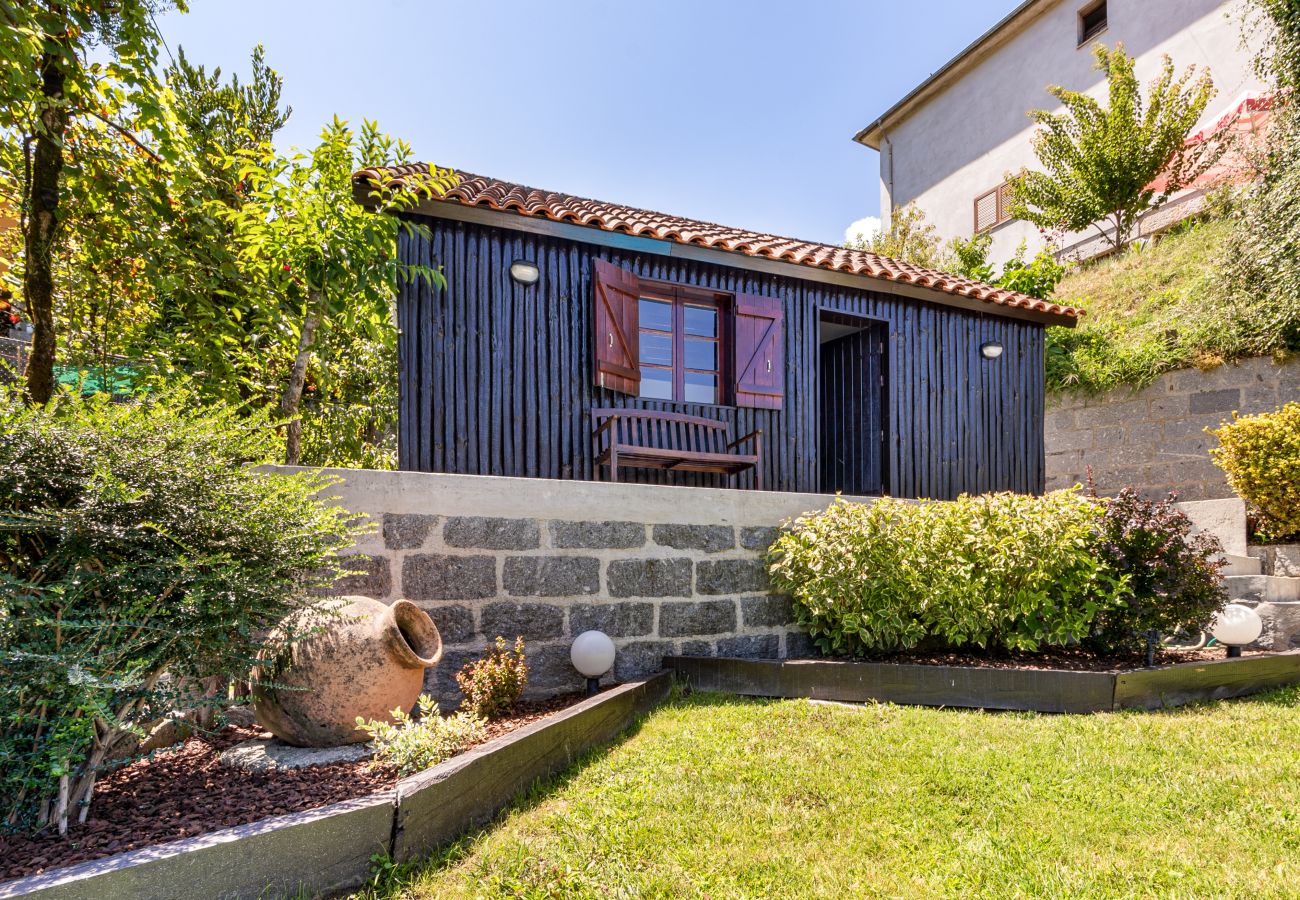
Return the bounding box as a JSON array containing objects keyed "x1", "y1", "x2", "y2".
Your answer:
[
  {"x1": 684, "y1": 371, "x2": 717, "y2": 404},
  {"x1": 685, "y1": 338, "x2": 717, "y2": 371},
  {"x1": 639, "y1": 298, "x2": 672, "y2": 333},
  {"x1": 639, "y1": 331, "x2": 672, "y2": 367},
  {"x1": 640, "y1": 366, "x2": 673, "y2": 400},
  {"x1": 684, "y1": 305, "x2": 717, "y2": 337}
]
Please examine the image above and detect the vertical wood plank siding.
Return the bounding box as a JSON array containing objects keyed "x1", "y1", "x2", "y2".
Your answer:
[{"x1": 398, "y1": 216, "x2": 1046, "y2": 499}]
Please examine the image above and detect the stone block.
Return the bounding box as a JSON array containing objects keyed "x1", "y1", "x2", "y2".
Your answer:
[
  {"x1": 659, "y1": 600, "x2": 737, "y2": 637},
  {"x1": 569, "y1": 602, "x2": 654, "y2": 637},
  {"x1": 403, "y1": 554, "x2": 496, "y2": 601},
  {"x1": 550, "y1": 520, "x2": 646, "y2": 549},
  {"x1": 678, "y1": 640, "x2": 714, "y2": 657},
  {"x1": 1188, "y1": 388, "x2": 1241, "y2": 415},
  {"x1": 522, "y1": 642, "x2": 586, "y2": 695},
  {"x1": 383, "y1": 514, "x2": 439, "y2": 550},
  {"x1": 443, "y1": 517, "x2": 540, "y2": 550},
  {"x1": 651, "y1": 523, "x2": 735, "y2": 553},
  {"x1": 784, "y1": 630, "x2": 817, "y2": 659},
  {"x1": 741, "y1": 594, "x2": 795, "y2": 628},
  {"x1": 717, "y1": 634, "x2": 780, "y2": 659},
  {"x1": 1254, "y1": 602, "x2": 1300, "y2": 651},
  {"x1": 696, "y1": 559, "x2": 770, "y2": 595},
  {"x1": 326, "y1": 555, "x2": 392, "y2": 598},
  {"x1": 740, "y1": 526, "x2": 781, "y2": 551},
  {"x1": 613, "y1": 641, "x2": 674, "y2": 680},
  {"x1": 1044, "y1": 429, "x2": 1092, "y2": 453},
  {"x1": 503, "y1": 556, "x2": 600, "y2": 597},
  {"x1": 422, "y1": 604, "x2": 475, "y2": 645},
  {"x1": 607, "y1": 558, "x2": 693, "y2": 598},
  {"x1": 423, "y1": 647, "x2": 477, "y2": 711},
  {"x1": 480, "y1": 601, "x2": 565, "y2": 641},
  {"x1": 1149, "y1": 395, "x2": 1188, "y2": 419}
]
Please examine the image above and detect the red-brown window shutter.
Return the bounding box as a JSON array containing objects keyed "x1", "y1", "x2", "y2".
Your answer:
[
  {"x1": 733, "y1": 293, "x2": 783, "y2": 409},
  {"x1": 592, "y1": 259, "x2": 640, "y2": 394}
]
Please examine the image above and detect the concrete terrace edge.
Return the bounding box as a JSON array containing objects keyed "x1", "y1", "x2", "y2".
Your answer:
[
  {"x1": 665, "y1": 653, "x2": 1300, "y2": 714},
  {"x1": 0, "y1": 674, "x2": 673, "y2": 900}
]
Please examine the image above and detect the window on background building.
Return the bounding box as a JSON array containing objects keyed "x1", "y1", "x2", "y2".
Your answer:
[
  {"x1": 973, "y1": 182, "x2": 1014, "y2": 233},
  {"x1": 1079, "y1": 0, "x2": 1107, "y2": 45}
]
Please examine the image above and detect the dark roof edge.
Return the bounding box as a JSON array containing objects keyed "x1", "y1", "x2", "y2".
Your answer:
[
  {"x1": 854, "y1": 0, "x2": 1049, "y2": 149},
  {"x1": 365, "y1": 185, "x2": 1075, "y2": 328}
]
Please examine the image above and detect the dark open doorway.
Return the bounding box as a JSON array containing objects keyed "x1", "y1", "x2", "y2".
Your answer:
[{"x1": 818, "y1": 311, "x2": 887, "y2": 495}]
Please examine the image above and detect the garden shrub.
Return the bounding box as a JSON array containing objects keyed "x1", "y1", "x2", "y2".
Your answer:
[
  {"x1": 356, "y1": 694, "x2": 485, "y2": 777},
  {"x1": 1209, "y1": 401, "x2": 1300, "y2": 539},
  {"x1": 0, "y1": 387, "x2": 357, "y2": 833},
  {"x1": 767, "y1": 491, "x2": 1127, "y2": 655},
  {"x1": 456, "y1": 636, "x2": 528, "y2": 719},
  {"x1": 1085, "y1": 488, "x2": 1227, "y2": 653}
]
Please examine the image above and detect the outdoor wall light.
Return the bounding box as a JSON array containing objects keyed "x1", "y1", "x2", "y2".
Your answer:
[
  {"x1": 1210, "y1": 603, "x2": 1263, "y2": 657},
  {"x1": 980, "y1": 341, "x2": 1005, "y2": 360},
  {"x1": 509, "y1": 259, "x2": 540, "y2": 286},
  {"x1": 571, "y1": 630, "x2": 616, "y2": 696}
]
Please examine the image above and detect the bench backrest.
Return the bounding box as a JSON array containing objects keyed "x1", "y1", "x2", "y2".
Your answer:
[{"x1": 590, "y1": 407, "x2": 732, "y2": 455}]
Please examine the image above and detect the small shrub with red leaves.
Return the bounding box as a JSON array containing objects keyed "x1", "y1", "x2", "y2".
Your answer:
[{"x1": 456, "y1": 637, "x2": 528, "y2": 720}]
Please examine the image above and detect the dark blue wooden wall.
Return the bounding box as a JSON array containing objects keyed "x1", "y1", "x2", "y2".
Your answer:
[{"x1": 396, "y1": 216, "x2": 1045, "y2": 499}]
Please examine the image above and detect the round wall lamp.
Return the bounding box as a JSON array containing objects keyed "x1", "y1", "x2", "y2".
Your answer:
[
  {"x1": 1210, "y1": 603, "x2": 1263, "y2": 657},
  {"x1": 571, "y1": 630, "x2": 616, "y2": 696},
  {"x1": 980, "y1": 341, "x2": 1005, "y2": 360},
  {"x1": 509, "y1": 260, "x2": 540, "y2": 286}
]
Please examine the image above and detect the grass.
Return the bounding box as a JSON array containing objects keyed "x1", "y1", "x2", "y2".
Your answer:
[{"x1": 359, "y1": 686, "x2": 1300, "y2": 899}]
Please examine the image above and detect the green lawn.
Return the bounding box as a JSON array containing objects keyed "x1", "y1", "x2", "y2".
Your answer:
[{"x1": 364, "y1": 687, "x2": 1300, "y2": 899}]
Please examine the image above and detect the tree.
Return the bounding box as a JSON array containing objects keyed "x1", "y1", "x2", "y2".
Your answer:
[
  {"x1": 1005, "y1": 43, "x2": 1222, "y2": 250},
  {"x1": 847, "y1": 203, "x2": 948, "y2": 270},
  {"x1": 0, "y1": 1, "x2": 184, "y2": 404},
  {"x1": 220, "y1": 120, "x2": 455, "y2": 464}
]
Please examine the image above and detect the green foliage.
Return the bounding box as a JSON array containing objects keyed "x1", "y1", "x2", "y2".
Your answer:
[
  {"x1": 766, "y1": 492, "x2": 1126, "y2": 655},
  {"x1": 1086, "y1": 488, "x2": 1227, "y2": 653},
  {"x1": 1210, "y1": 401, "x2": 1300, "y2": 539},
  {"x1": 356, "y1": 695, "x2": 485, "y2": 778},
  {"x1": 847, "y1": 203, "x2": 947, "y2": 270},
  {"x1": 1006, "y1": 43, "x2": 1222, "y2": 249},
  {"x1": 0, "y1": 386, "x2": 358, "y2": 832},
  {"x1": 456, "y1": 637, "x2": 529, "y2": 720},
  {"x1": 947, "y1": 233, "x2": 1067, "y2": 300}
]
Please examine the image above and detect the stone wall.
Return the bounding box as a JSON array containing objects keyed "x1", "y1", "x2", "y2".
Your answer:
[
  {"x1": 275, "y1": 468, "x2": 856, "y2": 710},
  {"x1": 1045, "y1": 356, "x2": 1299, "y2": 501}
]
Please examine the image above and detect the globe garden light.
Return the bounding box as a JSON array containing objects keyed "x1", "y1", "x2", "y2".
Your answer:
[
  {"x1": 509, "y1": 259, "x2": 540, "y2": 286},
  {"x1": 1210, "y1": 604, "x2": 1263, "y2": 657},
  {"x1": 571, "y1": 630, "x2": 616, "y2": 696},
  {"x1": 980, "y1": 341, "x2": 1004, "y2": 360}
]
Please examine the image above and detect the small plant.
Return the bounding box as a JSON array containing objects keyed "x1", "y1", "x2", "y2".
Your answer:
[
  {"x1": 1085, "y1": 487, "x2": 1227, "y2": 653},
  {"x1": 456, "y1": 637, "x2": 528, "y2": 719},
  {"x1": 356, "y1": 694, "x2": 484, "y2": 777},
  {"x1": 1209, "y1": 401, "x2": 1300, "y2": 540}
]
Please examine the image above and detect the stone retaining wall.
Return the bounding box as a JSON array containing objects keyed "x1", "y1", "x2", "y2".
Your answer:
[
  {"x1": 1045, "y1": 356, "x2": 1299, "y2": 500},
  {"x1": 273, "y1": 468, "x2": 852, "y2": 709}
]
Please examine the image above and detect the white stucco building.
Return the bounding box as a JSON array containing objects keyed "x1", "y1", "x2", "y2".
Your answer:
[{"x1": 855, "y1": 0, "x2": 1267, "y2": 264}]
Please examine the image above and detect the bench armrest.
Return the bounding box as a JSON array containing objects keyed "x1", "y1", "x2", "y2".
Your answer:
[
  {"x1": 593, "y1": 414, "x2": 620, "y2": 439},
  {"x1": 727, "y1": 429, "x2": 762, "y2": 451}
]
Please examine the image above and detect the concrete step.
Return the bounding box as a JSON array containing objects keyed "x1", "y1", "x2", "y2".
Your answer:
[
  {"x1": 1249, "y1": 544, "x2": 1300, "y2": 577},
  {"x1": 1225, "y1": 575, "x2": 1300, "y2": 604},
  {"x1": 1222, "y1": 553, "x2": 1262, "y2": 577}
]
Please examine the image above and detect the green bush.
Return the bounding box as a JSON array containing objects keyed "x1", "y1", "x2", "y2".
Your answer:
[
  {"x1": 456, "y1": 636, "x2": 529, "y2": 720},
  {"x1": 356, "y1": 694, "x2": 485, "y2": 777},
  {"x1": 1086, "y1": 488, "x2": 1227, "y2": 653},
  {"x1": 766, "y1": 492, "x2": 1127, "y2": 655},
  {"x1": 1210, "y1": 401, "x2": 1300, "y2": 539},
  {"x1": 0, "y1": 388, "x2": 357, "y2": 833}
]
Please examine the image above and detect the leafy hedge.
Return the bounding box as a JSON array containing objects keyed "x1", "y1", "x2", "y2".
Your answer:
[
  {"x1": 1210, "y1": 401, "x2": 1300, "y2": 540},
  {"x1": 766, "y1": 490, "x2": 1225, "y2": 657}
]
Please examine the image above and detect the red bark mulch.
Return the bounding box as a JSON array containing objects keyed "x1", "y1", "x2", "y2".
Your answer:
[{"x1": 0, "y1": 692, "x2": 588, "y2": 882}]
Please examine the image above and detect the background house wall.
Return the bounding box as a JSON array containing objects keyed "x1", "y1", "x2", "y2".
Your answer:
[
  {"x1": 398, "y1": 216, "x2": 1047, "y2": 499},
  {"x1": 873, "y1": 0, "x2": 1263, "y2": 264},
  {"x1": 1045, "y1": 355, "x2": 1299, "y2": 500}
]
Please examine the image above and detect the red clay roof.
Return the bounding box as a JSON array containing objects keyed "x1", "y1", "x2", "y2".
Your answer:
[{"x1": 355, "y1": 164, "x2": 1080, "y2": 322}]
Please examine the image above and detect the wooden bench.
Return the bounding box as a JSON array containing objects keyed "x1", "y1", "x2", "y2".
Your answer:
[{"x1": 590, "y1": 407, "x2": 763, "y2": 489}]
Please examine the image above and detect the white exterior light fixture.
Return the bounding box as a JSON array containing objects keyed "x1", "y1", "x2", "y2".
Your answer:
[
  {"x1": 1210, "y1": 604, "x2": 1263, "y2": 657},
  {"x1": 509, "y1": 260, "x2": 540, "y2": 286},
  {"x1": 980, "y1": 341, "x2": 1004, "y2": 360},
  {"x1": 571, "y1": 630, "x2": 616, "y2": 695}
]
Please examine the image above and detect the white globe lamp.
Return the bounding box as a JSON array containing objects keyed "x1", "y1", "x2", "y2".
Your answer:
[
  {"x1": 1210, "y1": 604, "x2": 1263, "y2": 657},
  {"x1": 571, "y1": 630, "x2": 616, "y2": 696}
]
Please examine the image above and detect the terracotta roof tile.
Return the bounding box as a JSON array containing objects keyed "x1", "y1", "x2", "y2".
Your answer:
[{"x1": 355, "y1": 164, "x2": 1080, "y2": 322}]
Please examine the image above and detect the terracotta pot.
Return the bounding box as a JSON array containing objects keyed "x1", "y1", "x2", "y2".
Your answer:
[{"x1": 253, "y1": 596, "x2": 443, "y2": 747}]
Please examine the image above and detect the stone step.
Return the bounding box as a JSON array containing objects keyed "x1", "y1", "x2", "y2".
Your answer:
[
  {"x1": 1222, "y1": 553, "x2": 1262, "y2": 577},
  {"x1": 1225, "y1": 575, "x2": 1300, "y2": 604},
  {"x1": 1249, "y1": 544, "x2": 1300, "y2": 578}
]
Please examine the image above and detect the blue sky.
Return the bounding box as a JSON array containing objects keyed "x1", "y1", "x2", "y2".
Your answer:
[{"x1": 156, "y1": 1, "x2": 1022, "y2": 247}]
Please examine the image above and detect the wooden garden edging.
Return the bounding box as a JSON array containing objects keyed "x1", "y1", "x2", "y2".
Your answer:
[
  {"x1": 0, "y1": 673, "x2": 672, "y2": 900},
  {"x1": 665, "y1": 653, "x2": 1300, "y2": 714}
]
